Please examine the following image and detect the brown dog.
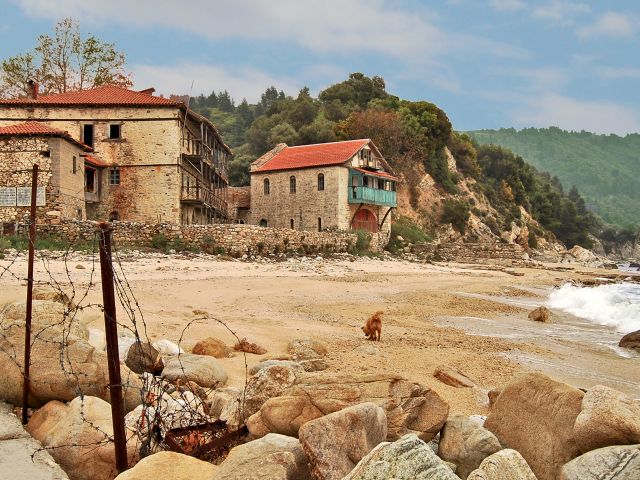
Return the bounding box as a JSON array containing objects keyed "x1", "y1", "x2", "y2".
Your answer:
[{"x1": 362, "y1": 311, "x2": 383, "y2": 341}]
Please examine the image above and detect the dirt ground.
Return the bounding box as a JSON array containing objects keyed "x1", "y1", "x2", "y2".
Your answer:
[{"x1": 1, "y1": 252, "x2": 638, "y2": 414}]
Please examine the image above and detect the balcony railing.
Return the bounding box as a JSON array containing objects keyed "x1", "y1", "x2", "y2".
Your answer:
[
  {"x1": 181, "y1": 185, "x2": 227, "y2": 214},
  {"x1": 349, "y1": 186, "x2": 397, "y2": 207}
]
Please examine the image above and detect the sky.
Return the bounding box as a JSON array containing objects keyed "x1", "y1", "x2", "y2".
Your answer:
[{"x1": 0, "y1": 0, "x2": 639, "y2": 135}]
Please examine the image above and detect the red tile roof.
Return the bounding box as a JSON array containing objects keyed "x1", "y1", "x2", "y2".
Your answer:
[
  {"x1": 0, "y1": 85, "x2": 183, "y2": 107},
  {"x1": 352, "y1": 167, "x2": 399, "y2": 181},
  {"x1": 255, "y1": 139, "x2": 370, "y2": 172},
  {"x1": 0, "y1": 121, "x2": 92, "y2": 151},
  {"x1": 84, "y1": 154, "x2": 109, "y2": 168}
]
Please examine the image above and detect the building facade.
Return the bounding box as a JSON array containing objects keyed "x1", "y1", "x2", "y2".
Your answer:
[
  {"x1": 0, "y1": 85, "x2": 231, "y2": 225},
  {"x1": 249, "y1": 139, "x2": 397, "y2": 233},
  {"x1": 0, "y1": 122, "x2": 92, "y2": 229}
]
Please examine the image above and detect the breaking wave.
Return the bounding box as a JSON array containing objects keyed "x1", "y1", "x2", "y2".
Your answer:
[{"x1": 548, "y1": 282, "x2": 640, "y2": 334}]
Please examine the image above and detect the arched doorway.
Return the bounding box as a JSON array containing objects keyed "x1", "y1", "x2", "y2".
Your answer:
[{"x1": 352, "y1": 209, "x2": 378, "y2": 232}]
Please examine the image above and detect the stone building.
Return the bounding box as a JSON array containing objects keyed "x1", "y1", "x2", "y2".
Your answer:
[
  {"x1": 0, "y1": 84, "x2": 231, "y2": 225},
  {"x1": 0, "y1": 122, "x2": 92, "y2": 230},
  {"x1": 249, "y1": 139, "x2": 398, "y2": 232}
]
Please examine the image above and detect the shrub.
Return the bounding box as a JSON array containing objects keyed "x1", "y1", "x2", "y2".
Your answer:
[
  {"x1": 528, "y1": 230, "x2": 538, "y2": 249},
  {"x1": 151, "y1": 233, "x2": 170, "y2": 251},
  {"x1": 349, "y1": 229, "x2": 372, "y2": 255},
  {"x1": 387, "y1": 217, "x2": 431, "y2": 253},
  {"x1": 440, "y1": 198, "x2": 470, "y2": 234}
]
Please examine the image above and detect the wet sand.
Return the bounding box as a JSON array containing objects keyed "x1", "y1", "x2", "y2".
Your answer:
[{"x1": 1, "y1": 251, "x2": 638, "y2": 415}]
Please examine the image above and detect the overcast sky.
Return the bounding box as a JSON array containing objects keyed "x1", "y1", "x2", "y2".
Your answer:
[{"x1": 1, "y1": 0, "x2": 639, "y2": 134}]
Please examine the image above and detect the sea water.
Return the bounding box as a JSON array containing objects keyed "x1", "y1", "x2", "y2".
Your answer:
[{"x1": 548, "y1": 282, "x2": 640, "y2": 334}]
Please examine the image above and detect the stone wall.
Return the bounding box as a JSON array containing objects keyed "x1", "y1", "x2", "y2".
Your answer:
[
  {"x1": 411, "y1": 242, "x2": 527, "y2": 265},
  {"x1": 32, "y1": 220, "x2": 390, "y2": 255}
]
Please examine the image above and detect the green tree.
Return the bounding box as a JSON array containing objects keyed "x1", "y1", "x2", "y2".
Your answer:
[{"x1": 0, "y1": 17, "x2": 131, "y2": 97}]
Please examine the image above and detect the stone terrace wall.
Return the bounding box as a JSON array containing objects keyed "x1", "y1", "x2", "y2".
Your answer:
[
  {"x1": 411, "y1": 242, "x2": 527, "y2": 265},
  {"x1": 33, "y1": 220, "x2": 390, "y2": 255}
]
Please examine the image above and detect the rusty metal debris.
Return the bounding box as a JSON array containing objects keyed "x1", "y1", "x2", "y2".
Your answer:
[{"x1": 163, "y1": 421, "x2": 249, "y2": 461}]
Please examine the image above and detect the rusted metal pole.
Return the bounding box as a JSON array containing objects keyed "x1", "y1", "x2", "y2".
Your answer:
[
  {"x1": 97, "y1": 221, "x2": 128, "y2": 473},
  {"x1": 22, "y1": 164, "x2": 38, "y2": 424}
]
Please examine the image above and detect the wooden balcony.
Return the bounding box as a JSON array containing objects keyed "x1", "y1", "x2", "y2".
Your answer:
[
  {"x1": 180, "y1": 185, "x2": 227, "y2": 215},
  {"x1": 348, "y1": 186, "x2": 397, "y2": 207}
]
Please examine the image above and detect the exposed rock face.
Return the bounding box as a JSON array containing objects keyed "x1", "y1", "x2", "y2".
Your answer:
[
  {"x1": 344, "y1": 433, "x2": 459, "y2": 480},
  {"x1": 243, "y1": 365, "x2": 300, "y2": 419},
  {"x1": 573, "y1": 385, "x2": 640, "y2": 453},
  {"x1": 161, "y1": 353, "x2": 227, "y2": 388},
  {"x1": 192, "y1": 337, "x2": 233, "y2": 359},
  {"x1": 619, "y1": 330, "x2": 640, "y2": 350},
  {"x1": 438, "y1": 415, "x2": 502, "y2": 479},
  {"x1": 560, "y1": 444, "x2": 640, "y2": 480},
  {"x1": 528, "y1": 306, "x2": 551, "y2": 323},
  {"x1": 287, "y1": 338, "x2": 328, "y2": 360},
  {"x1": 27, "y1": 396, "x2": 138, "y2": 480},
  {"x1": 125, "y1": 341, "x2": 163, "y2": 374},
  {"x1": 467, "y1": 449, "x2": 537, "y2": 480},
  {"x1": 206, "y1": 387, "x2": 243, "y2": 425},
  {"x1": 484, "y1": 373, "x2": 584, "y2": 480},
  {"x1": 434, "y1": 366, "x2": 476, "y2": 388},
  {"x1": 114, "y1": 451, "x2": 216, "y2": 480},
  {"x1": 298, "y1": 402, "x2": 387, "y2": 480},
  {"x1": 246, "y1": 373, "x2": 448, "y2": 442},
  {"x1": 214, "y1": 433, "x2": 310, "y2": 480},
  {"x1": 0, "y1": 301, "x2": 141, "y2": 411},
  {"x1": 567, "y1": 245, "x2": 598, "y2": 263}
]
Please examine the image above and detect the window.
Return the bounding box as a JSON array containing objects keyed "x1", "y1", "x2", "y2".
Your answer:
[
  {"x1": 109, "y1": 168, "x2": 120, "y2": 185},
  {"x1": 363, "y1": 176, "x2": 369, "y2": 188},
  {"x1": 289, "y1": 176, "x2": 296, "y2": 194},
  {"x1": 290, "y1": 219, "x2": 294, "y2": 229},
  {"x1": 259, "y1": 219, "x2": 268, "y2": 227},
  {"x1": 109, "y1": 124, "x2": 121, "y2": 139},
  {"x1": 263, "y1": 178, "x2": 270, "y2": 195},
  {"x1": 83, "y1": 124, "x2": 94, "y2": 148},
  {"x1": 85, "y1": 168, "x2": 95, "y2": 192},
  {"x1": 72, "y1": 156, "x2": 77, "y2": 174},
  {"x1": 317, "y1": 173, "x2": 324, "y2": 191},
  {"x1": 318, "y1": 217, "x2": 322, "y2": 232}
]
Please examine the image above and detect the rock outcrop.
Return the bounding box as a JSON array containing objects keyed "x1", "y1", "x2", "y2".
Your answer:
[
  {"x1": 246, "y1": 372, "x2": 448, "y2": 441},
  {"x1": 484, "y1": 373, "x2": 584, "y2": 480},
  {"x1": 560, "y1": 444, "x2": 640, "y2": 480},
  {"x1": 619, "y1": 330, "x2": 640, "y2": 350},
  {"x1": 344, "y1": 433, "x2": 459, "y2": 480},
  {"x1": 467, "y1": 449, "x2": 537, "y2": 480},
  {"x1": 433, "y1": 366, "x2": 476, "y2": 388},
  {"x1": 298, "y1": 403, "x2": 387, "y2": 480},
  {"x1": 438, "y1": 415, "x2": 502, "y2": 479}
]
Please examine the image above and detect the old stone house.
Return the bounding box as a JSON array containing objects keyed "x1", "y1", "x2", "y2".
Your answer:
[
  {"x1": 249, "y1": 139, "x2": 398, "y2": 232},
  {"x1": 0, "y1": 84, "x2": 231, "y2": 225},
  {"x1": 0, "y1": 122, "x2": 92, "y2": 230}
]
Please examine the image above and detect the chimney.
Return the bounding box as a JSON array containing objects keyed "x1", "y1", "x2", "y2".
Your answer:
[
  {"x1": 27, "y1": 80, "x2": 39, "y2": 100},
  {"x1": 138, "y1": 87, "x2": 155, "y2": 96}
]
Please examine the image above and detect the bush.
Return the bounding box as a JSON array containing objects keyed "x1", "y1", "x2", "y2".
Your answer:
[
  {"x1": 349, "y1": 229, "x2": 372, "y2": 255},
  {"x1": 440, "y1": 198, "x2": 470, "y2": 234},
  {"x1": 528, "y1": 231, "x2": 538, "y2": 249},
  {"x1": 151, "y1": 233, "x2": 170, "y2": 251},
  {"x1": 387, "y1": 217, "x2": 431, "y2": 253}
]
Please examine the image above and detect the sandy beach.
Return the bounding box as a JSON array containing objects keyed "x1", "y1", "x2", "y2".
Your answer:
[{"x1": 1, "y1": 251, "x2": 639, "y2": 416}]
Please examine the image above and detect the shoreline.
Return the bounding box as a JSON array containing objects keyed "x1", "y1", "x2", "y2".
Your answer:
[{"x1": 1, "y1": 252, "x2": 639, "y2": 414}]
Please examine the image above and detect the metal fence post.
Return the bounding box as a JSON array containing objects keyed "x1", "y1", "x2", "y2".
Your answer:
[
  {"x1": 97, "y1": 221, "x2": 128, "y2": 473},
  {"x1": 21, "y1": 164, "x2": 38, "y2": 424}
]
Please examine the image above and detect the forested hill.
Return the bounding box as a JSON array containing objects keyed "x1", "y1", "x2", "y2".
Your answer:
[
  {"x1": 183, "y1": 74, "x2": 599, "y2": 249},
  {"x1": 467, "y1": 128, "x2": 640, "y2": 228}
]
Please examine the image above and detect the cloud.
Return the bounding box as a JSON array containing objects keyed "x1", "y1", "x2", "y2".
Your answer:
[
  {"x1": 131, "y1": 63, "x2": 305, "y2": 100},
  {"x1": 595, "y1": 66, "x2": 640, "y2": 80},
  {"x1": 531, "y1": 2, "x2": 590, "y2": 26},
  {"x1": 488, "y1": 0, "x2": 526, "y2": 12},
  {"x1": 512, "y1": 93, "x2": 640, "y2": 135},
  {"x1": 577, "y1": 12, "x2": 636, "y2": 39}
]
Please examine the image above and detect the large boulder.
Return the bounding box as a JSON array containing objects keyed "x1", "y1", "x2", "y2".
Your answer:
[
  {"x1": 242, "y1": 365, "x2": 300, "y2": 418},
  {"x1": 484, "y1": 373, "x2": 584, "y2": 480},
  {"x1": 344, "y1": 433, "x2": 459, "y2": 480},
  {"x1": 467, "y1": 449, "x2": 537, "y2": 480},
  {"x1": 192, "y1": 337, "x2": 233, "y2": 359},
  {"x1": 125, "y1": 341, "x2": 163, "y2": 375},
  {"x1": 438, "y1": 415, "x2": 502, "y2": 479},
  {"x1": 26, "y1": 396, "x2": 138, "y2": 480},
  {"x1": 528, "y1": 306, "x2": 551, "y2": 323},
  {"x1": 114, "y1": 451, "x2": 216, "y2": 480},
  {"x1": 299, "y1": 402, "x2": 387, "y2": 480},
  {"x1": 560, "y1": 444, "x2": 640, "y2": 480},
  {"x1": 215, "y1": 433, "x2": 310, "y2": 480},
  {"x1": 206, "y1": 387, "x2": 243, "y2": 426},
  {"x1": 619, "y1": 330, "x2": 640, "y2": 350},
  {"x1": 246, "y1": 372, "x2": 448, "y2": 442},
  {"x1": 0, "y1": 301, "x2": 141, "y2": 411},
  {"x1": 573, "y1": 385, "x2": 640, "y2": 453},
  {"x1": 161, "y1": 353, "x2": 227, "y2": 388},
  {"x1": 287, "y1": 338, "x2": 328, "y2": 360}
]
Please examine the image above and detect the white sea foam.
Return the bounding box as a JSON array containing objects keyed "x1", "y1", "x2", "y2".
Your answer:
[{"x1": 548, "y1": 282, "x2": 640, "y2": 334}]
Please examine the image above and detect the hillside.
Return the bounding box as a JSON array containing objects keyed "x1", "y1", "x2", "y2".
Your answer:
[
  {"x1": 185, "y1": 74, "x2": 597, "y2": 250},
  {"x1": 467, "y1": 128, "x2": 640, "y2": 228}
]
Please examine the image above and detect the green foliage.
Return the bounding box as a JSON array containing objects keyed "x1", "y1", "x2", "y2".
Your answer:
[
  {"x1": 387, "y1": 217, "x2": 431, "y2": 253},
  {"x1": 468, "y1": 127, "x2": 640, "y2": 228},
  {"x1": 0, "y1": 18, "x2": 131, "y2": 97},
  {"x1": 0, "y1": 234, "x2": 93, "y2": 252},
  {"x1": 318, "y1": 73, "x2": 388, "y2": 109},
  {"x1": 440, "y1": 199, "x2": 470, "y2": 234},
  {"x1": 150, "y1": 233, "x2": 170, "y2": 251},
  {"x1": 349, "y1": 229, "x2": 372, "y2": 255}
]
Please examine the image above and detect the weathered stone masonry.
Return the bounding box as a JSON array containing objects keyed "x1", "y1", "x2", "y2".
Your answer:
[{"x1": 34, "y1": 220, "x2": 390, "y2": 255}]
